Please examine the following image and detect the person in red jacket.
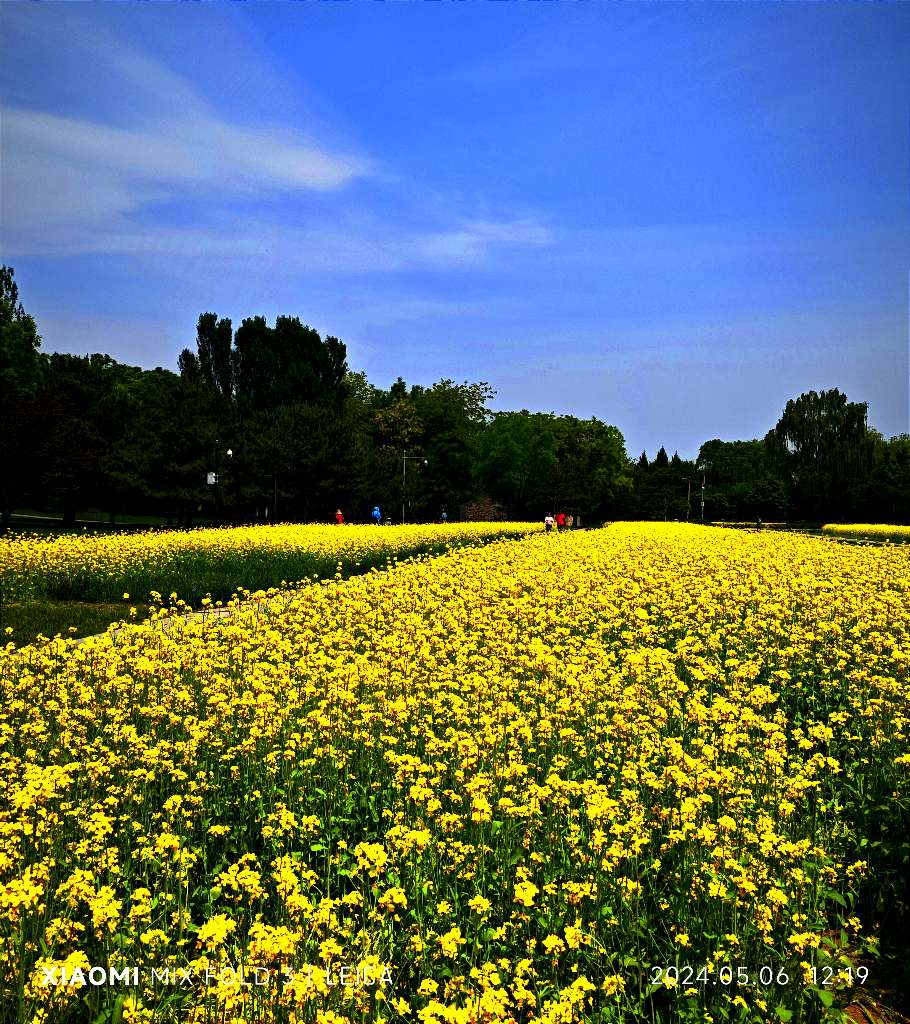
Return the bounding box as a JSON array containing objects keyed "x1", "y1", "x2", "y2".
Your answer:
[
  {"x1": 334, "y1": 509, "x2": 344, "y2": 525},
  {"x1": 556, "y1": 512, "x2": 566, "y2": 530}
]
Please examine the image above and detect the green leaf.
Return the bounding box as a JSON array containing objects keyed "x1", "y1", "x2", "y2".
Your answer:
[
  {"x1": 111, "y1": 995, "x2": 125, "y2": 1024},
  {"x1": 775, "y1": 1006, "x2": 794, "y2": 1022},
  {"x1": 816, "y1": 989, "x2": 835, "y2": 1008}
]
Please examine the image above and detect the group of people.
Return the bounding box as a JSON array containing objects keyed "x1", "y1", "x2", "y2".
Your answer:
[
  {"x1": 544, "y1": 511, "x2": 575, "y2": 533},
  {"x1": 332, "y1": 506, "x2": 449, "y2": 525},
  {"x1": 333, "y1": 508, "x2": 575, "y2": 529},
  {"x1": 333, "y1": 506, "x2": 385, "y2": 525}
]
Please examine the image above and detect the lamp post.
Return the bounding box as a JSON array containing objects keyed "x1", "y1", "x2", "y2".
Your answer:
[
  {"x1": 208, "y1": 440, "x2": 233, "y2": 522},
  {"x1": 223, "y1": 448, "x2": 232, "y2": 521},
  {"x1": 401, "y1": 452, "x2": 427, "y2": 524},
  {"x1": 696, "y1": 464, "x2": 706, "y2": 522}
]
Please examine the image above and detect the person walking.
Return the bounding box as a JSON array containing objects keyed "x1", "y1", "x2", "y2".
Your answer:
[
  {"x1": 566, "y1": 514, "x2": 574, "y2": 530},
  {"x1": 556, "y1": 512, "x2": 566, "y2": 530},
  {"x1": 335, "y1": 509, "x2": 344, "y2": 525},
  {"x1": 544, "y1": 513, "x2": 555, "y2": 533},
  {"x1": 440, "y1": 509, "x2": 448, "y2": 523},
  {"x1": 371, "y1": 505, "x2": 382, "y2": 525}
]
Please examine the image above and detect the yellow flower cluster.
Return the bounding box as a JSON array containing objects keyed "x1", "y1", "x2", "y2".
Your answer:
[
  {"x1": 821, "y1": 522, "x2": 910, "y2": 541},
  {"x1": 0, "y1": 521, "x2": 541, "y2": 604},
  {"x1": 1, "y1": 523, "x2": 907, "y2": 1023}
]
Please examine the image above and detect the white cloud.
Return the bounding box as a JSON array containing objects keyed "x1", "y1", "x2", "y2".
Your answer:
[
  {"x1": 0, "y1": 12, "x2": 554, "y2": 274},
  {"x1": 3, "y1": 213, "x2": 553, "y2": 273},
  {"x1": 0, "y1": 104, "x2": 369, "y2": 243},
  {"x1": 1, "y1": 88, "x2": 550, "y2": 272},
  {"x1": 416, "y1": 220, "x2": 552, "y2": 264}
]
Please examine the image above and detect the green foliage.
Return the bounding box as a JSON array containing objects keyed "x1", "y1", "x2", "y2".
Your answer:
[
  {"x1": 2, "y1": 264, "x2": 908, "y2": 529},
  {"x1": 765, "y1": 389, "x2": 873, "y2": 520},
  {"x1": 479, "y1": 411, "x2": 630, "y2": 521},
  {"x1": 697, "y1": 439, "x2": 787, "y2": 521},
  {"x1": 0, "y1": 267, "x2": 43, "y2": 527},
  {"x1": 632, "y1": 446, "x2": 694, "y2": 521}
]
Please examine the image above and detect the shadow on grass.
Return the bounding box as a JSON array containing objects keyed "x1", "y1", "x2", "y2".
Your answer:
[{"x1": 1, "y1": 600, "x2": 151, "y2": 648}]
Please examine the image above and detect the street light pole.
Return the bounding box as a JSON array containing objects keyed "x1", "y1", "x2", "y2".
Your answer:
[{"x1": 208, "y1": 440, "x2": 233, "y2": 523}]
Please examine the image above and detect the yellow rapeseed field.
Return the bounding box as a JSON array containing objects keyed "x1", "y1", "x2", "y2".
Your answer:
[
  {"x1": 0, "y1": 522, "x2": 542, "y2": 605},
  {"x1": 821, "y1": 523, "x2": 910, "y2": 542},
  {"x1": 1, "y1": 523, "x2": 908, "y2": 1024}
]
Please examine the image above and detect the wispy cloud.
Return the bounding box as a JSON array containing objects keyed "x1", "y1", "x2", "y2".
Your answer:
[
  {"x1": 1, "y1": 102, "x2": 370, "y2": 252},
  {"x1": 3, "y1": 211, "x2": 553, "y2": 273},
  {"x1": 0, "y1": 15, "x2": 552, "y2": 272},
  {"x1": 5, "y1": 107, "x2": 368, "y2": 193}
]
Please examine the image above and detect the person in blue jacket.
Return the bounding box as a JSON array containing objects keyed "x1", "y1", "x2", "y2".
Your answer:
[{"x1": 371, "y1": 505, "x2": 382, "y2": 525}]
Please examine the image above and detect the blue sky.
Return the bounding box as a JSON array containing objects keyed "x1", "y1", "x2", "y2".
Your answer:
[{"x1": 2, "y1": 2, "x2": 907, "y2": 458}]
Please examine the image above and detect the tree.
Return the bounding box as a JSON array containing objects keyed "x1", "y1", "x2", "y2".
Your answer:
[
  {"x1": 479, "y1": 411, "x2": 559, "y2": 517},
  {"x1": 178, "y1": 313, "x2": 352, "y2": 520},
  {"x1": 480, "y1": 411, "x2": 630, "y2": 521},
  {"x1": 194, "y1": 313, "x2": 234, "y2": 400},
  {"x1": 34, "y1": 354, "x2": 114, "y2": 524},
  {"x1": 0, "y1": 267, "x2": 43, "y2": 527},
  {"x1": 101, "y1": 367, "x2": 214, "y2": 524},
  {"x1": 859, "y1": 433, "x2": 910, "y2": 524},
  {"x1": 551, "y1": 416, "x2": 631, "y2": 520},
  {"x1": 766, "y1": 389, "x2": 872, "y2": 520},
  {"x1": 410, "y1": 380, "x2": 494, "y2": 517},
  {"x1": 233, "y1": 315, "x2": 276, "y2": 412},
  {"x1": 697, "y1": 438, "x2": 786, "y2": 520},
  {"x1": 633, "y1": 444, "x2": 689, "y2": 520}
]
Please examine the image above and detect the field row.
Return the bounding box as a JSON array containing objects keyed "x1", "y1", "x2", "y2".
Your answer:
[
  {"x1": 0, "y1": 522, "x2": 542, "y2": 606},
  {"x1": 821, "y1": 523, "x2": 910, "y2": 542},
  {"x1": 1, "y1": 524, "x2": 908, "y2": 1023}
]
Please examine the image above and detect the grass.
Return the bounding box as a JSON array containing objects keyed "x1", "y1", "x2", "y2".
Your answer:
[
  {"x1": 9, "y1": 508, "x2": 173, "y2": 528},
  {"x1": 0, "y1": 599, "x2": 151, "y2": 647}
]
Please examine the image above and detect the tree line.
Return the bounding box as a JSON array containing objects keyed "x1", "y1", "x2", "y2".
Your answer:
[
  {"x1": 2, "y1": 266, "x2": 908, "y2": 528},
  {"x1": 634, "y1": 390, "x2": 909, "y2": 524}
]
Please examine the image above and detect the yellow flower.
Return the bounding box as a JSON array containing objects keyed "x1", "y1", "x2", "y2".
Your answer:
[
  {"x1": 378, "y1": 886, "x2": 408, "y2": 913},
  {"x1": 438, "y1": 925, "x2": 465, "y2": 958},
  {"x1": 513, "y1": 880, "x2": 538, "y2": 908},
  {"x1": 468, "y1": 895, "x2": 491, "y2": 916},
  {"x1": 197, "y1": 913, "x2": 236, "y2": 950}
]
